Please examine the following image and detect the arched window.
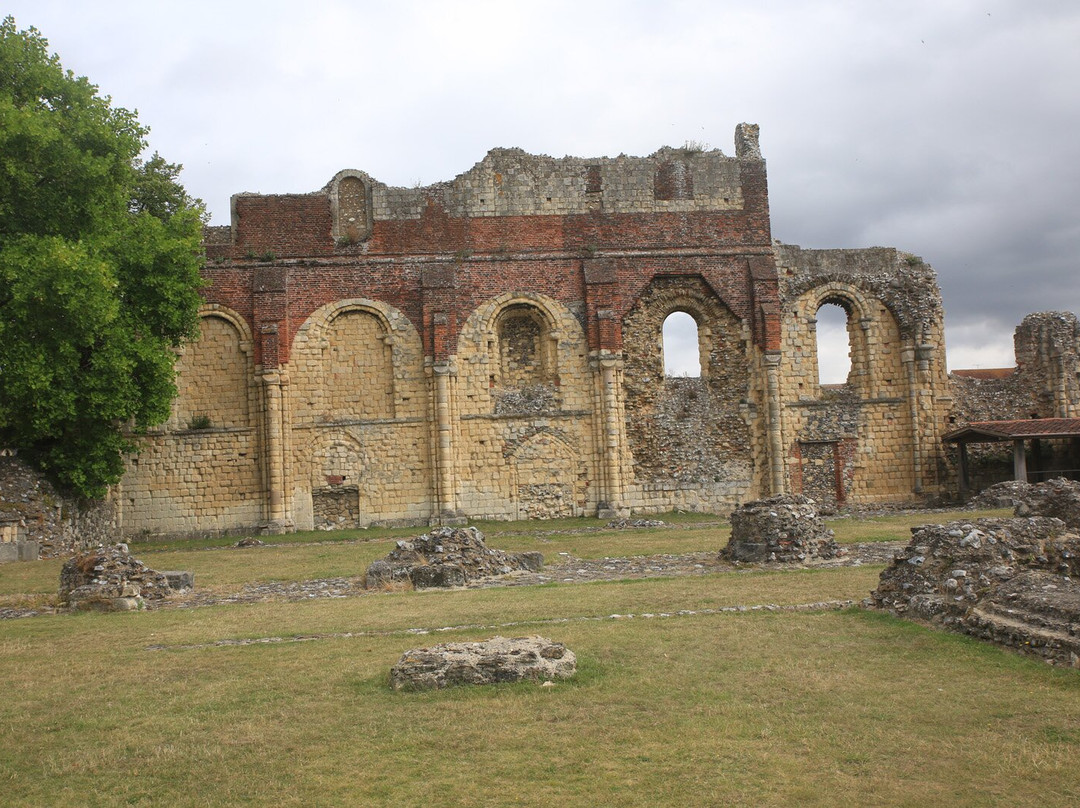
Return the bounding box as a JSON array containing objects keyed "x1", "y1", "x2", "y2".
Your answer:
[
  {"x1": 816, "y1": 302, "x2": 852, "y2": 386},
  {"x1": 662, "y1": 311, "x2": 701, "y2": 377}
]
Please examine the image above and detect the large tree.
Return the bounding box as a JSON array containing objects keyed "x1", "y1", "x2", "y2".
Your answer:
[{"x1": 0, "y1": 17, "x2": 205, "y2": 498}]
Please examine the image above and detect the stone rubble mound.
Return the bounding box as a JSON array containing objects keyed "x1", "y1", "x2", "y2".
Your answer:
[
  {"x1": 969, "y1": 478, "x2": 1080, "y2": 528},
  {"x1": 721, "y1": 494, "x2": 843, "y2": 563},
  {"x1": 1011, "y1": 478, "x2": 1080, "y2": 526},
  {"x1": 390, "y1": 635, "x2": 576, "y2": 690},
  {"x1": 968, "y1": 480, "x2": 1034, "y2": 510},
  {"x1": 869, "y1": 516, "x2": 1080, "y2": 666},
  {"x1": 364, "y1": 526, "x2": 543, "y2": 589},
  {"x1": 59, "y1": 544, "x2": 176, "y2": 611}
]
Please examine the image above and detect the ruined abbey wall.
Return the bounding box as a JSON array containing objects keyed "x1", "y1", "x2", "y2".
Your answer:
[
  {"x1": 775, "y1": 245, "x2": 951, "y2": 508},
  {"x1": 110, "y1": 124, "x2": 1073, "y2": 538}
]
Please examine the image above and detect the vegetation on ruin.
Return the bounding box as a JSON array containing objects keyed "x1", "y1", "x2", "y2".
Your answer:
[
  {"x1": 0, "y1": 18, "x2": 205, "y2": 498},
  {"x1": 2, "y1": 509, "x2": 1077, "y2": 806}
]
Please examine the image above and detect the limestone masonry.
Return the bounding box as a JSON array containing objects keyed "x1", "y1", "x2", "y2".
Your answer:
[{"x1": 110, "y1": 124, "x2": 1080, "y2": 538}]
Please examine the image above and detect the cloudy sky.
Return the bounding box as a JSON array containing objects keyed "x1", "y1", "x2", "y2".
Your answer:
[{"x1": 8, "y1": 0, "x2": 1079, "y2": 377}]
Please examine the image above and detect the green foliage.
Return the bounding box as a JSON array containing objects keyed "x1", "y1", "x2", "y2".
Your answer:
[
  {"x1": 0, "y1": 17, "x2": 205, "y2": 498},
  {"x1": 186, "y1": 414, "x2": 213, "y2": 431}
]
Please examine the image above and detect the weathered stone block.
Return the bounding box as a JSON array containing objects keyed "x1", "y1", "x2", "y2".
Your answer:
[
  {"x1": 721, "y1": 494, "x2": 841, "y2": 563},
  {"x1": 161, "y1": 570, "x2": 195, "y2": 591},
  {"x1": 390, "y1": 635, "x2": 576, "y2": 690}
]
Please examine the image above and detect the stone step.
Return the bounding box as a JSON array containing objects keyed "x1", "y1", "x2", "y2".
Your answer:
[
  {"x1": 963, "y1": 606, "x2": 1080, "y2": 665},
  {"x1": 978, "y1": 598, "x2": 1080, "y2": 637}
]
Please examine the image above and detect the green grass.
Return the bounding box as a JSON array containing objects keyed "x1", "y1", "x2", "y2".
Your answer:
[
  {"x1": 2, "y1": 576, "x2": 1078, "y2": 806},
  {"x1": 2, "y1": 507, "x2": 1076, "y2": 806},
  {"x1": 0, "y1": 508, "x2": 1013, "y2": 602}
]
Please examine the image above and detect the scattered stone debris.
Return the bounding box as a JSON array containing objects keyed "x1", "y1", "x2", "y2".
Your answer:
[
  {"x1": 58, "y1": 544, "x2": 176, "y2": 612},
  {"x1": 720, "y1": 494, "x2": 843, "y2": 563},
  {"x1": 3, "y1": 541, "x2": 903, "y2": 620},
  {"x1": 160, "y1": 571, "x2": 195, "y2": 591},
  {"x1": 390, "y1": 635, "x2": 576, "y2": 690},
  {"x1": 236, "y1": 537, "x2": 265, "y2": 548},
  {"x1": 606, "y1": 518, "x2": 667, "y2": 529},
  {"x1": 365, "y1": 526, "x2": 542, "y2": 589},
  {"x1": 869, "y1": 516, "x2": 1080, "y2": 666}
]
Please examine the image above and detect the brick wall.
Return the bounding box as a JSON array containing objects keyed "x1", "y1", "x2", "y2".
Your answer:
[{"x1": 115, "y1": 125, "x2": 1023, "y2": 536}]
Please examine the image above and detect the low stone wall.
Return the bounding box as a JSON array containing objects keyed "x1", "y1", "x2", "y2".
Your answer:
[
  {"x1": 970, "y1": 478, "x2": 1080, "y2": 527},
  {"x1": 365, "y1": 526, "x2": 543, "y2": 589},
  {"x1": 869, "y1": 516, "x2": 1080, "y2": 666},
  {"x1": 59, "y1": 544, "x2": 176, "y2": 611},
  {"x1": 0, "y1": 457, "x2": 117, "y2": 557}
]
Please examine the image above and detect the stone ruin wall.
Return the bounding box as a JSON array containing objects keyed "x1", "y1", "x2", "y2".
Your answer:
[
  {"x1": 776, "y1": 245, "x2": 951, "y2": 508},
  {"x1": 949, "y1": 312, "x2": 1080, "y2": 424},
  {"x1": 117, "y1": 126, "x2": 780, "y2": 536},
  {"x1": 452, "y1": 292, "x2": 599, "y2": 522},
  {"x1": 12, "y1": 123, "x2": 1070, "y2": 543},
  {"x1": 118, "y1": 305, "x2": 264, "y2": 537},
  {"x1": 0, "y1": 456, "x2": 118, "y2": 557},
  {"x1": 620, "y1": 274, "x2": 759, "y2": 512}
]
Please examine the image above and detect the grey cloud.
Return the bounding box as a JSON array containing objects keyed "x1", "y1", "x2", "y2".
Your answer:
[{"x1": 6, "y1": 0, "x2": 1078, "y2": 371}]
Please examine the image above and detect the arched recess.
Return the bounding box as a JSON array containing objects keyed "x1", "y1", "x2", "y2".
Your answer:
[
  {"x1": 308, "y1": 431, "x2": 365, "y2": 529},
  {"x1": 496, "y1": 303, "x2": 557, "y2": 388},
  {"x1": 328, "y1": 169, "x2": 374, "y2": 244},
  {"x1": 786, "y1": 280, "x2": 909, "y2": 505},
  {"x1": 622, "y1": 275, "x2": 751, "y2": 484},
  {"x1": 815, "y1": 300, "x2": 854, "y2": 386},
  {"x1": 290, "y1": 298, "x2": 425, "y2": 424},
  {"x1": 172, "y1": 304, "x2": 254, "y2": 430},
  {"x1": 798, "y1": 282, "x2": 889, "y2": 398},
  {"x1": 458, "y1": 291, "x2": 587, "y2": 416},
  {"x1": 508, "y1": 428, "x2": 586, "y2": 519}
]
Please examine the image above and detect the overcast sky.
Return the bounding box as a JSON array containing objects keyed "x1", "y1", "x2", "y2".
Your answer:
[{"x1": 8, "y1": 0, "x2": 1079, "y2": 377}]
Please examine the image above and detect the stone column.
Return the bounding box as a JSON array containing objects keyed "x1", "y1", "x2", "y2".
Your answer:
[
  {"x1": 596, "y1": 355, "x2": 626, "y2": 518},
  {"x1": 431, "y1": 360, "x2": 462, "y2": 524},
  {"x1": 902, "y1": 344, "x2": 924, "y2": 494},
  {"x1": 261, "y1": 370, "x2": 289, "y2": 533},
  {"x1": 763, "y1": 352, "x2": 785, "y2": 495}
]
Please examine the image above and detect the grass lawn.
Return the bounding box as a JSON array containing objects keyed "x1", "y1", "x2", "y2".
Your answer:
[{"x1": 1, "y1": 507, "x2": 1075, "y2": 807}]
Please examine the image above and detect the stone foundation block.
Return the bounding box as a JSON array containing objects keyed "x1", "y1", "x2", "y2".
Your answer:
[{"x1": 390, "y1": 635, "x2": 576, "y2": 690}]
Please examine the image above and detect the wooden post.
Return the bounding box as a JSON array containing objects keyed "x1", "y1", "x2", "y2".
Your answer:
[{"x1": 1013, "y1": 439, "x2": 1028, "y2": 483}]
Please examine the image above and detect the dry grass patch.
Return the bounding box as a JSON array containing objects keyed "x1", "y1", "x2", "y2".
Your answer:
[{"x1": 2, "y1": 592, "x2": 1079, "y2": 807}]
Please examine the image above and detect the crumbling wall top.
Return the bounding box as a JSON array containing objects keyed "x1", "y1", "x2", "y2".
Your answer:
[
  {"x1": 304, "y1": 125, "x2": 767, "y2": 222},
  {"x1": 1015, "y1": 311, "x2": 1080, "y2": 368},
  {"x1": 776, "y1": 243, "x2": 943, "y2": 341}
]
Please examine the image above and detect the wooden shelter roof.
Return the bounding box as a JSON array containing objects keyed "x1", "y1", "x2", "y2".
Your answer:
[{"x1": 943, "y1": 418, "x2": 1080, "y2": 443}]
